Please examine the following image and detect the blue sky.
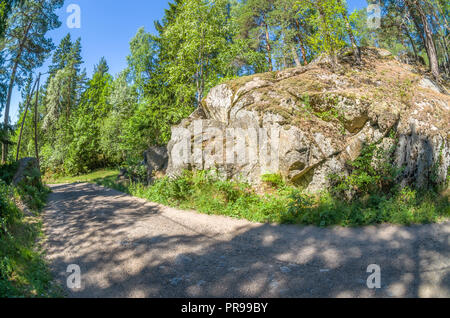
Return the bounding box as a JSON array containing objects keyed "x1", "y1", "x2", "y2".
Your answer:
[{"x1": 8, "y1": 0, "x2": 368, "y2": 123}]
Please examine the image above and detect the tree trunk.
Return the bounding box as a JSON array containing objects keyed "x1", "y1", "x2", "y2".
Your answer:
[
  {"x1": 407, "y1": 1, "x2": 440, "y2": 78},
  {"x1": 339, "y1": 0, "x2": 361, "y2": 64},
  {"x1": 292, "y1": 46, "x2": 301, "y2": 67},
  {"x1": 316, "y1": 5, "x2": 338, "y2": 67},
  {"x1": 1, "y1": 20, "x2": 32, "y2": 163},
  {"x1": 2, "y1": 62, "x2": 18, "y2": 163},
  {"x1": 263, "y1": 21, "x2": 273, "y2": 72},
  {"x1": 16, "y1": 78, "x2": 38, "y2": 161},
  {"x1": 416, "y1": 3, "x2": 440, "y2": 78},
  {"x1": 34, "y1": 74, "x2": 41, "y2": 167},
  {"x1": 294, "y1": 19, "x2": 308, "y2": 65},
  {"x1": 403, "y1": 24, "x2": 419, "y2": 62}
]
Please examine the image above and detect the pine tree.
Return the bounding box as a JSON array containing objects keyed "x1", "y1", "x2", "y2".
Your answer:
[
  {"x1": 1, "y1": 0, "x2": 63, "y2": 163},
  {"x1": 236, "y1": 0, "x2": 275, "y2": 71}
]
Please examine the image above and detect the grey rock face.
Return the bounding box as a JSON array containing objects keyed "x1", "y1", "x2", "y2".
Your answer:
[
  {"x1": 13, "y1": 157, "x2": 40, "y2": 186},
  {"x1": 144, "y1": 146, "x2": 168, "y2": 180},
  {"x1": 166, "y1": 48, "x2": 450, "y2": 192}
]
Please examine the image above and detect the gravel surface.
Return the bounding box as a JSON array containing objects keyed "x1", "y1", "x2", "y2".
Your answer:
[{"x1": 43, "y1": 183, "x2": 450, "y2": 298}]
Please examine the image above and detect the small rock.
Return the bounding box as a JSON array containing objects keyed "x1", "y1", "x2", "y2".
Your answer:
[
  {"x1": 419, "y1": 78, "x2": 442, "y2": 94},
  {"x1": 175, "y1": 255, "x2": 193, "y2": 266},
  {"x1": 218, "y1": 261, "x2": 226, "y2": 268},
  {"x1": 280, "y1": 266, "x2": 291, "y2": 273},
  {"x1": 170, "y1": 277, "x2": 183, "y2": 286},
  {"x1": 269, "y1": 281, "x2": 280, "y2": 289}
]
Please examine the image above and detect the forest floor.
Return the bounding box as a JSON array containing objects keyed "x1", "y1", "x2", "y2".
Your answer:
[{"x1": 42, "y1": 182, "x2": 450, "y2": 298}]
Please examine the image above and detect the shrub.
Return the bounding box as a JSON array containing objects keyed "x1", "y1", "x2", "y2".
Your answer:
[
  {"x1": 261, "y1": 173, "x2": 285, "y2": 188},
  {"x1": 328, "y1": 141, "x2": 401, "y2": 201},
  {"x1": 0, "y1": 181, "x2": 21, "y2": 233},
  {"x1": 0, "y1": 162, "x2": 19, "y2": 185},
  {"x1": 123, "y1": 170, "x2": 291, "y2": 223},
  {"x1": 15, "y1": 167, "x2": 51, "y2": 211}
]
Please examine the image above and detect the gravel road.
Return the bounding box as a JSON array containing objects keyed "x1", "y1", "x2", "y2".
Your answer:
[{"x1": 43, "y1": 183, "x2": 450, "y2": 298}]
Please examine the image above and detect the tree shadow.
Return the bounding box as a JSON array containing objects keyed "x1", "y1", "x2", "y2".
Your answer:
[{"x1": 43, "y1": 183, "x2": 449, "y2": 298}]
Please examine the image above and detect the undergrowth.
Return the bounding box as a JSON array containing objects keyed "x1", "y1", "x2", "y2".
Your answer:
[
  {"x1": 95, "y1": 166, "x2": 449, "y2": 227},
  {"x1": 0, "y1": 163, "x2": 57, "y2": 297}
]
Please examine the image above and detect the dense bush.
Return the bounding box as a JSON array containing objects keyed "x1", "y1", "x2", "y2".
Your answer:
[
  {"x1": 0, "y1": 162, "x2": 18, "y2": 185},
  {"x1": 328, "y1": 141, "x2": 402, "y2": 201},
  {"x1": 15, "y1": 166, "x2": 51, "y2": 211},
  {"x1": 285, "y1": 188, "x2": 449, "y2": 227}
]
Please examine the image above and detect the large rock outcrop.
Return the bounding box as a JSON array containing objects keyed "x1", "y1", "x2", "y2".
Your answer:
[{"x1": 167, "y1": 48, "x2": 450, "y2": 192}]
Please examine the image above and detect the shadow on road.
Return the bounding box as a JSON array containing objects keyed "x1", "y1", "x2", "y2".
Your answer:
[{"x1": 43, "y1": 183, "x2": 450, "y2": 298}]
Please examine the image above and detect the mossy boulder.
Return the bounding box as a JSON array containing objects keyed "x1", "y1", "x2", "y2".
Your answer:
[{"x1": 167, "y1": 47, "x2": 450, "y2": 192}]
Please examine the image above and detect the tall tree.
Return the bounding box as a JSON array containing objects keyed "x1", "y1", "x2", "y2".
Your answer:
[
  {"x1": 1, "y1": 0, "x2": 63, "y2": 163},
  {"x1": 65, "y1": 59, "x2": 113, "y2": 174},
  {"x1": 270, "y1": 0, "x2": 312, "y2": 67},
  {"x1": 163, "y1": 0, "x2": 234, "y2": 106},
  {"x1": 236, "y1": 0, "x2": 275, "y2": 71},
  {"x1": 296, "y1": 0, "x2": 348, "y2": 66},
  {"x1": 406, "y1": 0, "x2": 440, "y2": 78}
]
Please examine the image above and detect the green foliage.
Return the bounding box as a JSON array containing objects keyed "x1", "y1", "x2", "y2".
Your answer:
[
  {"x1": 0, "y1": 164, "x2": 57, "y2": 297},
  {"x1": 261, "y1": 173, "x2": 285, "y2": 187},
  {"x1": 285, "y1": 188, "x2": 449, "y2": 227},
  {"x1": 90, "y1": 168, "x2": 448, "y2": 227},
  {"x1": 0, "y1": 180, "x2": 20, "y2": 229},
  {"x1": 328, "y1": 142, "x2": 402, "y2": 200},
  {"x1": 295, "y1": 0, "x2": 348, "y2": 65},
  {"x1": 1, "y1": 0, "x2": 63, "y2": 163},
  {"x1": 0, "y1": 161, "x2": 18, "y2": 184},
  {"x1": 15, "y1": 167, "x2": 50, "y2": 211}
]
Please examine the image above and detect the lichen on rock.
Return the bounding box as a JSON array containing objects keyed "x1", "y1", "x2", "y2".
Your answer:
[{"x1": 167, "y1": 47, "x2": 450, "y2": 192}]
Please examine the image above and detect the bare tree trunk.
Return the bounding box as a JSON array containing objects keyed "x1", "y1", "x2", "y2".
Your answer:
[
  {"x1": 1, "y1": 21, "x2": 32, "y2": 163},
  {"x1": 292, "y1": 46, "x2": 301, "y2": 67},
  {"x1": 263, "y1": 21, "x2": 273, "y2": 72},
  {"x1": 403, "y1": 24, "x2": 419, "y2": 62},
  {"x1": 407, "y1": 0, "x2": 440, "y2": 78},
  {"x1": 294, "y1": 19, "x2": 308, "y2": 65},
  {"x1": 339, "y1": 0, "x2": 361, "y2": 64},
  {"x1": 1, "y1": 62, "x2": 18, "y2": 163},
  {"x1": 16, "y1": 78, "x2": 38, "y2": 161},
  {"x1": 416, "y1": 3, "x2": 440, "y2": 78},
  {"x1": 34, "y1": 74, "x2": 41, "y2": 167},
  {"x1": 437, "y1": 36, "x2": 450, "y2": 75}
]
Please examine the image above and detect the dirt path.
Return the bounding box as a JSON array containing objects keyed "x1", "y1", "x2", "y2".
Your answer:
[{"x1": 43, "y1": 183, "x2": 450, "y2": 298}]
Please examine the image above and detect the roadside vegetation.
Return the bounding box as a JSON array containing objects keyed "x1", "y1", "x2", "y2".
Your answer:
[
  {"x1": 0, "y1": 162, "x2": 57, "y2": 297},
  {"x1": 48, "y1": 142, "x2": 449, "y2": 227},
  {"x1": 81, "y1": 169, "x2": 450, "y2": 227}
]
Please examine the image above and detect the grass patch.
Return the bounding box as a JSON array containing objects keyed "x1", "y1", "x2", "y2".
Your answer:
[
  {"x1": 92, "y1": 169, "x2": 449, "y2": 227},
  {"x1": 44, "y1": 169, "x2": 119, "y2": 185}
]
